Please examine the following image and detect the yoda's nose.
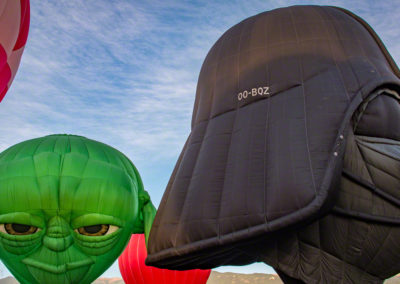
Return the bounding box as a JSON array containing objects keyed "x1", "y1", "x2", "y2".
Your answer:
[{"x1": 43, "y1": 216, "x2": 73, "y2": 252}]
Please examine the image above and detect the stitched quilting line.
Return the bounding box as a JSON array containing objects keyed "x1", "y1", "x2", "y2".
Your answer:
[
  {"x1": 316, "y1": 6, "x2": 351, "y2": 103},
  {"x1": 262, "y1": 11, "x2": 270, "y2": 223},
  {"x1": 284, "y1": 228, "x2": 384, "y2": 282},
  {"x1": 353, "y1": 133, "x2": 375, "y2": 213},
  {"x1": 349, "y1": 12, "x2": 383, "y2": 80},
  {"x1": 357, "y1": 138, "x2": 400, "y2": 163},
  {"x1": 334, "y1": 7, "x2": 400, "y2": 78},
  {"x1": 171, "y1": 124, "x2": 208, "y2": 247},
  {"x1": 342, "y1": 169, "x2": 400, "y2": 209},
  {"x1": 173, "y1": 20, "x2": 230, "y2": 247},
  {"x1": 216, "y1": 16, "x2": 255, "y2": 240},
  {"x1": 364, "y1": 160, "x2": 400, "y2": 186},
  {"x1": 324, "y1": 7, "x2": 362, "y2": 97},
  {"x1": 288, "y1": 7, "x2": 317, "y2": 197},
  {"x1": 149, "y1": 135, "x2": 191, "y2": 234},
  {"x1": 358, "y1": 136, "x2": 400, "y2": 146},
  {"x1": 364, "y1": 226, "x2": 393, "y2": 273}
]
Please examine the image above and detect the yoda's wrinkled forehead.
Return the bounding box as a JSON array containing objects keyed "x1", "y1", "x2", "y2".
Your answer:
[{"x1": 0, "y1": 135, "x2": 139, "y2": 220}]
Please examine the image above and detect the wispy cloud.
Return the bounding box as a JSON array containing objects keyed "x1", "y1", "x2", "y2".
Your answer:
[{"x1": 2, "y1": 0, "x2": 398, "y2": 161}]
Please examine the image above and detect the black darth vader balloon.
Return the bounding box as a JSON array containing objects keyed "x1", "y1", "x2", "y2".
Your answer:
[{"x1": 146, "y1": 6, "x2": 400, "y2": 284}]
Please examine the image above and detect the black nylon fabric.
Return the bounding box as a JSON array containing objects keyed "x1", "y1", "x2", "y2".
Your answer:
[
  {"x1": 146, "y1": 6, "x2": 400, "y2": 278},
  {"x1": 255, "y1": 92, "x2": 400, "y2": 283}
]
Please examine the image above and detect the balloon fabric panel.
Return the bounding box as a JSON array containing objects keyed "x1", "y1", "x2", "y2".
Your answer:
[
  {"x1": 119, "y1": 234, "x2": 211, "y2": 284},
  {"x1": 0, "y1": 135, "x2": 156, "y2": 284},
  {"x1": 146, "y1": 5, "x2": 400, "y2": 283},
  {"x1": 0, "y1": 0, "x2": 30, "y2": 102}
]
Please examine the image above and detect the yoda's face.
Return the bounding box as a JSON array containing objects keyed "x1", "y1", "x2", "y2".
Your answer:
[{"x1": 0, "y1": 137, "x2": 139, "y2": 284}]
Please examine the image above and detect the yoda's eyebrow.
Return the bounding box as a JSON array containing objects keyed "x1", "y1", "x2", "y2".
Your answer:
[
  {"x1": 65, "y1": 178, "x2": 135, "y2": 219},
  {"x1": 71, "y1": 213, "x2": 123, "y2": 229},
  {"x1": 0, "y1": 212, "x2": 45, "y2": 228}
]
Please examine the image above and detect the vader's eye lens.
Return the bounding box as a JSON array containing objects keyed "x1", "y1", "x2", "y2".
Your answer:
[
  {"x1": 78, "y1": 224, "x2": 110, "y2": 236},
  {"x1": 2, "y1": 223, "x2": 38, "y2": 235}
]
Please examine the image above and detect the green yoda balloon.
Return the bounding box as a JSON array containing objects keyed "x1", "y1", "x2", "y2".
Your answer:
[{"x1": 0, "y1": 134, "x2": 156, "y2": 284}]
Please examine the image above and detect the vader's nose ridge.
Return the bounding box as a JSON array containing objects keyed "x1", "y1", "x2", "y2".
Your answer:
[{"x1": 43, "y1": 216, "x2": 73, "y2": 252}]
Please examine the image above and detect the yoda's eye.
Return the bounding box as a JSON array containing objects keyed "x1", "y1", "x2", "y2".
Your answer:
[
  {"x1": 0, "y1": 223, "x2": 39, "y2": 235},
  {"x1": 76, "y1": 224, "x2": 118, "y2": 236}
]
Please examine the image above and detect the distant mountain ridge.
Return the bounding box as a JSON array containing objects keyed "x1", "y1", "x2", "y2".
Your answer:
[
  {"x1": 208, "y1": 272, "x2": 282, "y2": 283},
  {"x1": 0, "y1": 277, "x2": 17, "y2": 284},
  {"x1": 1, "y1": 272, "x2": 399, "y2": 283}
]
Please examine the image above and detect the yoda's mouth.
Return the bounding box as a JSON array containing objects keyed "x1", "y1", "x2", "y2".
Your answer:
[{"x1": 22, "y1": 257, "x2": 94, "y2": 274}]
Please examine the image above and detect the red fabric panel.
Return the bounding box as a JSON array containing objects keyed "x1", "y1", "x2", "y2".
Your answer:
[
  {"x1": 0, "y1": 86, "x2": 8, "y2": 102},
  {"x1": 0, "y1": 44, "x2": 11, "y2": 102},
  {"x1": 13, "y1": 0, "x2": 30, "y2": 51},
  {"x1": 118, "y1": 234, "x2": 211, "y2": 284}
]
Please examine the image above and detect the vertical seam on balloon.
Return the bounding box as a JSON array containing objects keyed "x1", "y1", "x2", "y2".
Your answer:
[
  {"x1": 188, "y1": 269, "x2": 195, "y2": 284},
  {"x1": 83, "y1": 138, "x2": 91, "y2": 161},
  {"x1": 79, "y1": 136, "x2": 89, "y2": 159},
  {"x1": 172, "y1": 22, "x2": 227, "y2": 248},
  {"x1": 96, "y1": 145, "x2": 111, "y2": 214},
  {"x1": 324, "y1": 8, "x2": 363, "y2": 95},
  {"x1": 56, "y1": 136, "x2": 66, "y2": 210},
  {"x1": 342, "y1": 216, "x2": 350, "y2": 283},
  {"x1": 116, "y1": 153, "x2": 136, "y2": 194},
  {"x1": 80, "y1": 139, "x2": 92, "y2": 216},
  {"x1": 335, "y1": 8, "x2": 384, "y2": 79},
  {"x1": 76, "y1": 140, "x2": 90, "y2": 212},
  {"x1": 295, "y1": 230, "x2": 301, "y2": 281},
  {"x1": 333, "y1": 7, "x2": 400, "y2": 78},
  {"x1": 364, "y1": 227, "x2": 392, "y2": 273},
  {"x1": 136, "y1": 235, "x2": 145, "y2": 284},
  {"x1": 149, "y1": 258, "x2": 156, "y2": 284},
  {"x1": 316, "y1": 7, "x2": 351, "y2": 102},
  {"x1": 125, "y1": 240, "x2": 132, "y2": 284},
  {"x1": 123, "y1": 237, "x2": 128, "y2": 283},
  {"x1": 318, "y1": 218, "x2": 323, "y2": 283},
  {"x1": 243, "y1": 18, "x2": 261, "y2": 228},
  {"x1": 217, "y1": 16, "x2": 255, "y2": 242},
  {"x1": 354, "y1": 138, "x2": 375, "y2": 214},
  {"x1": 191, "y1": 269, "x2": 197, "y2": 284},
  {"x1": 31, "y1": 138, "x2": 46, "y2": 212},
  {"x1": 99, "y1": 142, "x2": 110, "y2": 164},
  {"x1": 288, "y1": 7, "x2": 317, "y2": 197},
  {"x1": 263, "y1": 12, "x2": 270, "y2": 224},
  {"x1": 155, "y1": 134, "x2": 192, "y2": 246},
  {"x1": 128, "y1": 235, "x2": 135, "y2": 284},
  {"x1": 274, "y1": 237, "x2": 279, "y2": 272},
  {"x1": 114, "y1": 148, "x2": 128, "y2": 174},
  {"x1": 65, "y1": 136, "x2": 72, "y2": 220}
]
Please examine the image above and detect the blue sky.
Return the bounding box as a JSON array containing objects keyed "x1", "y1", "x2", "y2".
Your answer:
[{"x1": 0, "y1": 0, "x2": 399, "y2": 280}]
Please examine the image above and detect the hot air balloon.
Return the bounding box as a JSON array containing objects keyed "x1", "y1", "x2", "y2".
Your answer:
[
  {"x1": 146, "y1": 6, "x2": 400, "y2": 284},
  {"x1": 0, "y1": 135, "x2": 156, "y2": 284},
  {"x1": 0, "y1": 0, "x2": 30, "y2": 102},
  {"x1": 119, "y1": 234, "x2": 211, "y2": 284}
]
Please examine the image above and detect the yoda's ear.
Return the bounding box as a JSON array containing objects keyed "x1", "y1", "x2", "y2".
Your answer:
[{"x1": 138, "y1": 190, "x2": 156, "y2": 247}]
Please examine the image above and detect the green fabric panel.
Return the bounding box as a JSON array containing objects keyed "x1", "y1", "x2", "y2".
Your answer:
[{"x1": 0, "y1": 134, "x2": 156, "y2": 284}]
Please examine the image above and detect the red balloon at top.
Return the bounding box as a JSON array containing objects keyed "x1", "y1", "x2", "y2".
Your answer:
[
  {"x1": 0, "y1": 0, "x2": 30, "y2": 102},
  {"x1": 119, "y1": 234, "x2": 211, "y2": 284}
]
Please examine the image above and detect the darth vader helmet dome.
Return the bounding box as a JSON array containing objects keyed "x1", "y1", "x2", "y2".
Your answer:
[{"x1": 147, "y1": 5, "x2": 400, "y2": 283}]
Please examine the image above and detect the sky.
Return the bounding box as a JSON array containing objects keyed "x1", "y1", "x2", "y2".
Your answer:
[{"x1": 0, "y1": 0, "x2": 399, "y2": 280}]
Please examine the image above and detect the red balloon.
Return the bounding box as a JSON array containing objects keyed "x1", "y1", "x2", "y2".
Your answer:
[
  {"x1": 0, "y1": 0, "x2": 30, "y2": 102},
  {"x1": 119, "y1": 234, "x2": 211, "y2": 284}
]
